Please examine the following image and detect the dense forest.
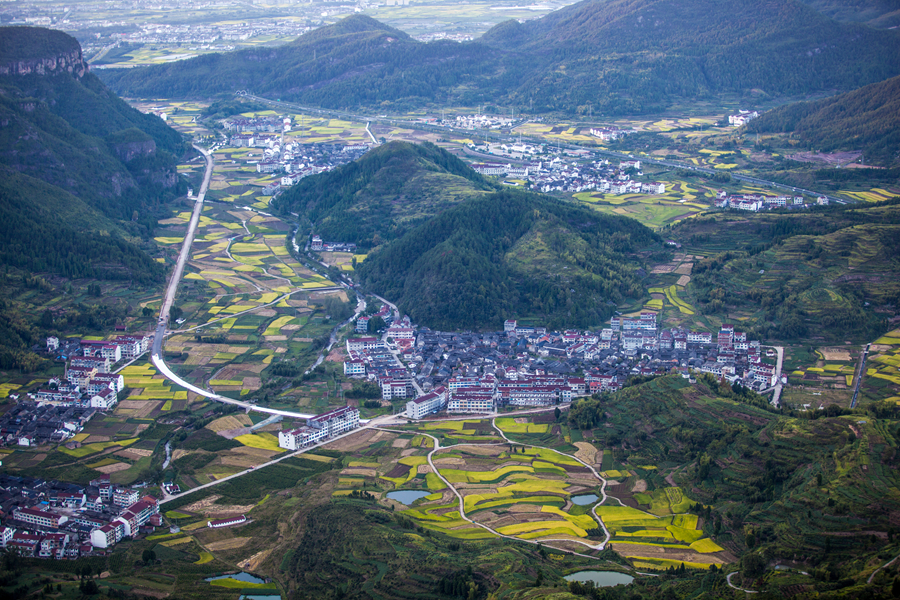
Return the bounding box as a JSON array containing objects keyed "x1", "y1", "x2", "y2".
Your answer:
[
  {"x1": 275, "y1": 141, "x2": 496, "y2": 247},
  {"x1": 357, "y1": 190, "x2": 659, "y2": 330},
  {"x1": 0, "y1": 27, "x2": 188, "y2": 282},
  {"x1": 745, "y1": 74, "x2": 900, "y2": 166},
  {"x1": 98, "y1": 0, "x2": 900, "y2": 115}
]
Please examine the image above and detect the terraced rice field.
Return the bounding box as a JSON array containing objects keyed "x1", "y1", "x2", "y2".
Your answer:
[{"x1": 403, "y1": 443, "x2": 602, "y2": 547}]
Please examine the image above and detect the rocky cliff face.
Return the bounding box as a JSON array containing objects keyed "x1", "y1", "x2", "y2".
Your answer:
[
  {"x1": 0, "y1": 48, "x2": 88, "y2": 78},
  {"x1": 0, "y1": 27, "x2": 89, "y2": 78}
]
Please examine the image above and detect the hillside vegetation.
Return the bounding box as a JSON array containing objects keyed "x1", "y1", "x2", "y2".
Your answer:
[
  {"x1": 98, "y1": 0, "x2": 900, "y2": 115},
  {"x1": 358, "y1": 190, "x2": 659, "y2": 330},
  {"x1": 0, "y1": 26, "x2": 188, "y2": 285},
  {"x1": 574, "y1": 374, "x2": 900, "y2": 592},
  {"x1": 671, "y1": 200, "x2": 900, "y2": 343},
  {"x1": 746, "y1": 74, "x2": 900, "y2": 166},
  {"x1": 275, "y1": 141, "x2": 496, "y2": 248}
]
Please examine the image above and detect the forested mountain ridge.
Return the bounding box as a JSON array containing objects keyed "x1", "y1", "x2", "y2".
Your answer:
[
  {"x1": 275, "y1": 141, "x2": 497, "y2": 248},
  {"x1": 798, "y1": 0, "x2": 900, "y2": 28},
  {"x1": 99, "y1": 15, "x2": 500, "y2": 111},
  {"x1": 357, "y1": 190, "x2": 659, "y2": 330},
  {"x1": 98, "y1": 1, "x2": 900, "y2": 115},
  {"x1": 0, "y1": 26, "x2": 187, "y2": 282},
  {"x1": 745, "y1": 74, "x2": 900, "y2": 166}
]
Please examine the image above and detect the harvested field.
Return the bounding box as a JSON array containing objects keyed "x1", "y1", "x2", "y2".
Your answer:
[
  {"x1": 238, "y1": 548, "x2": 273, "y2": 571},
  {"x1": 323, "y1": 429, "x2": 388, "y2": 452},
  {"x1": 391, "y1": 438, "x2": 410, "y2": 448},
  {"x1": 207, "y1": 415, "x2": 252, "y2": 432},
  {"x1": 95, "y1": 462, "x2": 132, "y2": 474},
  {"x1": 573, "y1": 442, "x2": 597, "y2": 465},
  {"x1": 205, "y1": 537, "x2": 251, "y2": 551},
  {"x1": 341, "y1": 468, "x2": 377, "y2": 477},
  {"x1": 821, "y1": 348, "x2": 852, "y2": 361},
  {"x1": 632, "y1": 479, "x2": 648, "y2": 493},
  {"x1": 181, "y1": 495, "x2": 257, "y2": 516},
  {"x1": 677, "y1": 275, "x2": 691, "y2": 286}
]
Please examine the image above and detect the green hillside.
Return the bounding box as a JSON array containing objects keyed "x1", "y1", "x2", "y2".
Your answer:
[
  {"x1": 575, "y1": 374, "x2": 900, "y2": 582},
  {"x1": 357, "y1": 190, "x2": 659, "y2": 330},
  {"x1": 798, "y1": 0, "x2": 900, "y2": 28},
  {"x1": 746, "y1": 74, "x2": 900, "y2": 166},
  {"x1": 274, "y1": 141, "x2": 496, "y2": 248},
  {"x1": 0, "y1": 26, "x2": 187, "y2": 258},
  {"x1": 671, "y1": 200, "x2": 900, "y2": 343},
  {"x1": 98, "y1": 1, "x2": 900, "y2": 115},
  {"x1": 99, "y1": 15, "x2": 498, "y2": 111}
]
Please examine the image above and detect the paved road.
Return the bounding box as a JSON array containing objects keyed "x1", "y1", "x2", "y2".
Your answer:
[
  {"x1": 764, "y1": 346, "x2": 785, "y2": 407},
  {"x1": 851, "y1": 343, "x2": 871, "y2": 409},
  {"x1": 726, "y1": 572, "x2": 759, "y2": 593},
  {"x1": 147, "y1": 144, "x2": 340, "y2": 421}
]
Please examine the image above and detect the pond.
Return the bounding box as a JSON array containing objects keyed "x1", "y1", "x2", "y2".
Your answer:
[
  {"x1": 239, "y1": 596, "x2": 281, "y2": 600},
  {"x1": 571, "y1": 494, "x2": 599, "y2": 505},
  {"x1": 386, "y1": 490, "x2": 432, "y2": 504},
  {"x1": 205, "y1": 572, "x2": 266, "y2": 584},
  {"x1": 564, "y1": 571, "x2": 634, "y2": 587}
]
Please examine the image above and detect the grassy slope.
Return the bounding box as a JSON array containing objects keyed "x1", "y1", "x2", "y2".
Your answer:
[
  {"x1": 669, "y1": 201, "x2": 900, "y2": 343},
  {"x1": 585, "y1": 375, "x2": 900, "y2": 571}
]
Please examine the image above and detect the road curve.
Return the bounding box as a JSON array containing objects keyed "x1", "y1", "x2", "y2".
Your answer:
[
  {"x1": 726, "y1": 572, "x2": 759, "y2": 593},
  {"x1": 491, "y1": 418, "x2": 614, "y2": 548},
  {"x1": 377, "y1": 428, "x2": 611, "y2": 561},
  {"x1": 148, "y1": 144, "x2": 348, "y2": 422}
]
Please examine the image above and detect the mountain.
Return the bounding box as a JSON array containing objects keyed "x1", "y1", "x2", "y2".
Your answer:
[
  {"x1": 99, "y1": 15, "x2": 497, "y2": 111},
  {"x1": 745, "y1": 74, "x2": 900, "y2": 166},
  {"x1": 274, "y1": 141, "x2": 496, "y2": 248},
  {"x1": 357, "y1": 189, "x2": 659, "y2": 330},
  {"x1": 0, "y1": 26, "x2": 187, "y2": 278},
  {"x1": 798, "y1": 0, "x2": 900, "y2": 28},
  {"x1": 98, "y1": 1, "x2": 900, "y2": 115}
]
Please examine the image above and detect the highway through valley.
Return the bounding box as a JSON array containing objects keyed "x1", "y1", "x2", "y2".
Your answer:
[{"x1": 148, "y1": 144, "x2": 331, "y2": 421}]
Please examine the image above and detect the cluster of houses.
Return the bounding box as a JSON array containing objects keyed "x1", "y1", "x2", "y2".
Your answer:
[
  {"x1": 0, "y1": 403, "x2": 97, "y2": 448},
  {"x1": 228, "y1": 140, "x2": 370, "y2": 196},
  {"x1": 714, "y1": 191, "x2": 827, "y2": 211},
  {"x1": 342, "y1": 311, "x2": 779, "y2": 419},
  {"x1": 434, "y1": 114, "x2": 519, "y2": 131},
  {"x1": 310, "y1": 235, "x2": 357, "y2": 253},
  {"x1": 589, "y1": 127, "x2": 634, "y2": 141},
  {"x1": 471, "y1": 156, "x2": 665, "y2": 196},
  {"x1": 223, "y1": 115, "x2": 292, "y2": 133},
  {"x1": 728, "y1": 110, "x2": 760, "y2": 127},
  {"x1": 355, "y1": 303, "x2": 393, "y2": 335},
  {"x1": 0, "y1": 474, "x2": 161, "y2": 558},
  {"x1": 31, "y1": 334, "x2": 151, "y2": 412},
  {"x1": 277, "y1": 405, "x2": 361, "y2": 450}
]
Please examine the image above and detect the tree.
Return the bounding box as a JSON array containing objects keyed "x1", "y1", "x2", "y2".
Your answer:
[
  {"x1": 741, "y1": 552, "x2": 766, "y2": 580},
  {"x1": 142, "y1": 306, "x2": 154, "y2": 317},
  {"x1": 170, "y1": 306, "x2": 183, "y2": 321},
  {"x1": 554, "y1": 406, "x2": 561, "y2": 421}
]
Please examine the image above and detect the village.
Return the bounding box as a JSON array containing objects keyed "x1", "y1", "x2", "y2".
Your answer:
[{"x1": 340, "y1": 310, "x2": 780, "y2": 425}]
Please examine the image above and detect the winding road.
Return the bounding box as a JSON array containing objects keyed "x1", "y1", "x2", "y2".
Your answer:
[
  {"x1": 374, "y1": 416, "x2": 620, "y2": 560},
  {"x1": 148, "y1": 144, "x2": 351, "y2": 421}
]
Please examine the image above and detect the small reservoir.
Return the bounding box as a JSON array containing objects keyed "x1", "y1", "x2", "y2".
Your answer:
[
  {"x1": 205, "y1": 572, "x2": 267, "y2": 584},
  {"x1": 564, "y1": 571, "x2": 634, "y2": 587},
  {"x1": 387, "y1": 490, "x2": 431, "y2": 505},
  {"x1": 571, "y1": 494, "x2": 599, "y2": 505}
]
